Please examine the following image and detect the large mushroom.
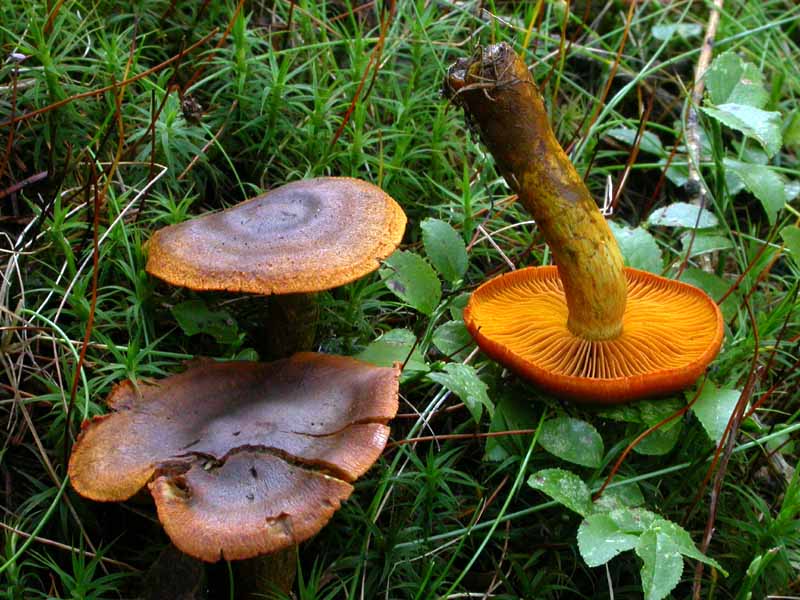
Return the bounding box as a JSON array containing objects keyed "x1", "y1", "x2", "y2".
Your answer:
[
  {"x1": 145, "y1": 176, "x2": 407, "y2": 357},
  {"x1": 445, "y1": 44, "x2": 723, "y2": 404},
  {"x1": 68, "y1": 353, "x2": 400, "y2": 562}
]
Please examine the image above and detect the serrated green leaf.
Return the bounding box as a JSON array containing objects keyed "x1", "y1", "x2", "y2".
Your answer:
[
  {"x1": 651, "y1": 22, "x2": 702, "y2": 42},
  {"x1": 701, "y1": 104, "x2": 782, "y2": 157},
  {"x1": 528, "y1": 468, "x2": 594, "y2": 517},
  {"x1": 485, "y1": 392, "x2": 538, "y2": 461},
  {"x1": 594, "y1": 482, "x2": 645, "y2": 512},
  {"x1": 706, "y1": 51, "x2": 768, "y2": 108},
  {"x1": 609, "y1": 222, "x2": 663, "y2": 273},
  {"x1": 638, "y1": 397, "x2": 684, "y2": 432},
  {"x1": 631, "y1": 421, "x2": 682, "y2": 456},
  {"x1": 171, "y1": 299, "x2": 241, "y2": 346},
  {"x1": 609, "y1": 507, "x2": 659, "y2": 534},
  {"x1": 380, "y1": 250, "x2": 442, "y2": 315},
  {"x1": 724, "y1": 159, "x2": 786, "y2": 225},
  {"x1": 539, "y1": 417, "x2": 604, "y2": 468},
  {"x1": 648, "y1": 202, "x2": 718, "y2": 228},
  {"x1": 635, "y1": 529, "x2": 684, "y2": 600},
  {"x1": 690, "y1": 383, "x2": 741, "y2": 443},
  {"x1": 356, "y1": 328, "x2": 429, "y2": 381},
  {"x1": 649, "y1": 518, "x2": 725, "y2": 573},
  {"x1": 421, "y1": 218, "x2": 468, "y2": 284},
  {"x1": 578, "y1": 514, "x2": 640, "y2": 567},
  {"x1": 781, "y1": 225, "x2": 800, "y2": 268},
  {"x1": 606, "y1": 126, "x2": 664, "y2": 155},
  {"x1": 428, "y1": 363, "x2": 492, "y2": 423},
  {"x1": 680, "y1": 231, "x2": 733, "y2": 257},
  {"x1": 431, "y1": 320, "x2": 473, "y2": 361}
]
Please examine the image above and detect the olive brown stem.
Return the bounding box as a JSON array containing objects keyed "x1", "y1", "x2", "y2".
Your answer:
[{"x1": 445, "y1": 43, "x2": 626, "y2": 341}]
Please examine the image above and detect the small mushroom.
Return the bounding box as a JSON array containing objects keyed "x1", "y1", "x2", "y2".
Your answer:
[
  {"x1": 446, "y1": 44, "x2": 723, "y2": 404},
  {"x1": 68, "y1": 353, "x2": 399, "y2": 561}
]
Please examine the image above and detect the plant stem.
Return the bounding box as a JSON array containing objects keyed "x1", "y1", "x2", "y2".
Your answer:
[{"x1": 445, "y1": 43, "x2": 627, "y2": 341}]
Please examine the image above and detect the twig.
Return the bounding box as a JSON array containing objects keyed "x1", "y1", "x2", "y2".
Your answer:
[{"x1": 686, "y1": 0, "x2": 724, "y2": 273}]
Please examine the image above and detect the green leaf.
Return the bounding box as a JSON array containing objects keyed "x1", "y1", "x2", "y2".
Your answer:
[
  {"x1": 609, "y1": 506, "x2": 658, "y2": 534},
  {"x1": 706, "y1": 51, "x2": 768, "y2": 108},
  {"x1": 578, "y1": 513, "x2": 640, "y2": 567},
  {"x1": 449, "y1": 293, "x2": 470, "y2": 320},
  {"x1": 421, "y1": 218, "x2": 468, "y2": 284},
  {"x1": 431, "y1": 320, "x2": 473, "y2": 361},
  {"x1": 609, "y1": 222, "x2": 663, "y2": 273},
  {"x1": 651, "y1": 22, "x2": 702, "y2": 42},
  {"x1": 380, "y1": 250, "x2": 442, "y2": 315},
  {"x1": 691, "y1": 383, "x2": 741, "y2": 443},
  {"x1": 635, "y1": 529, "x2": 684, "y2": 600},
  {"x1": 356, "y1": 328, "x2": 429, "y2": 381},
  {"x1": 606, "y1": 126, "x2": 664, "y2": 155},
  {"x1": 528, "y1": 468, "x2": 594, "y2": 517},
  {"x1": 781, "y1": 225, "x2": 800, "y2": 268},
  {"x1": 701, "y1": 104, "x2": 782, "y2": 157},
  {"x1": 647, "y1": 202, "x2": 718, "y2": 229},
  {"x1": 648, "y1": 518, "x2": 725, "y2": 573},
  {"x1": 594, "y1": 482, "x2": 645, "y2": 512},
  {"x1": 485, "y1": 392, "x2": 538, "y2": 461},
  {"x1": 638, "y1": 397, "x2": 684, "y2": 432},
  {"x1": 680, "y1": 231, "x2": 733, "y2": 257},
  {"x1": 428, "y1": 363, "x2": 493, "y2": 423},
  {"x1": 597, "y1": 403, "x2": 642, "y2": 424},
  {"x1": 631, "y1": 421, "x2": 682, "y2": 456},
  {"x1": 724, "y1": 159, "x2": 786, "y2": 225},
  {"x1": 539, "y1": 417, "x2": 604, "y2": 468},
  {"x1": 171, "y1": 299, "x2": 241, "y2": 346}
]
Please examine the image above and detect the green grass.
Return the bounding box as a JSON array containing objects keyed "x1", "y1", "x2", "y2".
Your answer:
[{"x1": 1, "y1": 0, "x2": 799, "y2": 598}]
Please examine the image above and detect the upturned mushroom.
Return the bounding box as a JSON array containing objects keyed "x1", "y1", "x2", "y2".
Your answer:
[
  {"x1": 68, "y1": 353, "x2": 400, "y2": 561},
  {"x1": 445, "y1": 43, "x2": 723, "y2": 404}
]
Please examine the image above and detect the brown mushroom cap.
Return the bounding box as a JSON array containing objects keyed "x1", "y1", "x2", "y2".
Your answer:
[
  {"x1": 68, "y1": 353, "x2": 399, "y2": 561},
  {"x1": 145, "y1": 177, "x2": 407, "y2": 294},
  {"x1": 464, "y1": 266, "x2": 724, "y2": 404}
]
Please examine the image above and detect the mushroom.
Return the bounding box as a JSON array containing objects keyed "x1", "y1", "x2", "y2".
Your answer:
[
  {"x1": 145, "y1": 176, "x2": 407, "y2": 357},
  {"x1": 68, "y1": 353, "x2": 400, "y2": 562},
  {"x1": 445, "y1": 44, "x2": 723, "y2": 404}
]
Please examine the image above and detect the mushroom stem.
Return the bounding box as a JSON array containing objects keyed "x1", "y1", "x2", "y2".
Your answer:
[{"x1": 445, "y1": 43, "x2": 626, "y2": 341}]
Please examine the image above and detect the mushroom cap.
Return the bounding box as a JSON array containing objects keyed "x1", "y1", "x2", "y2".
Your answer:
[
  {"x1": 68, "y1": 353, "x2": 399, "y2": 561},
  {"x1": 145, "y1": 177, "x2": 407, "y2": 295},
  {"x1": 464, "y1": 266, "x2": 724, "y2": 403}
]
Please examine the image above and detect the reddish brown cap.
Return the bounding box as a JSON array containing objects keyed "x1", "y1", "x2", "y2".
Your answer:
[
  {"x1": 464, "y1": 266, "x2": 724, "y2": 404},
  {"x1": 145, "y1": 177, "x2": 406, "y2": 294},
  {"x1": 68, "y1": 353, "x2": 399, "y2": 560}
]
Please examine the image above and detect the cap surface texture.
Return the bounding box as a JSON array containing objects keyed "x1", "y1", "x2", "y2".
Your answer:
[
  {"x1": 145, "y1": 177, "x2": 406, "y2": 294},
  {"x1": 68, "y1": 353, "x2": 399, "y2": 561},
  {"x1": 464, "y1": 266, "x2": 723, "y2": 403}
]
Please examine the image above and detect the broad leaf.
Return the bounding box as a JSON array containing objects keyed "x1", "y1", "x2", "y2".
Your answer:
[
  {"x1": 528, "y1": 468, "x2": 593, "y2": 517},
  {"x1": 691, "y1": 383, "x2": 741, "y2": 443},
  {"x1": 594, "y1": 481, "x2": 645, "y2": 511},
  {"x1": 421, "y1": 218, "x2": 468, "y2": 284},
  {"x1": 651, "y1": 23, "x2": 702, "y2": 41},
  {"x1": 609, "y1": 222, "x2": 663, "y2": 273},
  {"x1": 635, "y1": 529, "x2": 684, "y2": 600},
  {"x1": 171, "y1": 299, "x2": 242, "y2": 346},
  {"x1": 428, "y1": 363, "x2": 492, "y2": 423},
  {"x1": 701, "y1": 104, "x2": 782, "y2": 157},
  {"x1": 485, "y1": 391, "x2": 538, "y2": 461},
  {"x1": 606, "y1": 126, "x2": 664, "y2": 155},
  {"x1": 539, "y1": 417, "x2": 604, "y2": 468},
  {"x1": 356, "y1": 328, "x2": 429, "y2": 381},
  {"x1": 431, "y1": 320, "x2": 473, "y2": 361},
  {"x1": 680, "y1": 231, "x2": 733, "y2": 257},
  {"x1": 578, "y1": 513, "x2": 639, "y2": 567},
  {"x1": 638, "y1": 398, "x2": 684, "y2": 432},
  {"x1": 648, "y1": 202, "x2": 718, "y2": 229},
  {"x1": 706, "y1": 51, "x2": 768, "y2": 108},
  {"x1": 649, "y1": 518, "x2": 725, "y2": 572},
  {"x1": 631, "y1": 422, "x2": 682, "y2": 456},
  {"x1": 781, "y1": 225, "x2": 800, "y2": 268},
  {"x1": 724, "y1": 159, "x2": 786, "y2": 225},
  {"x1": 380, "y1": 250, "x2": 442, "y2": 315}
]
